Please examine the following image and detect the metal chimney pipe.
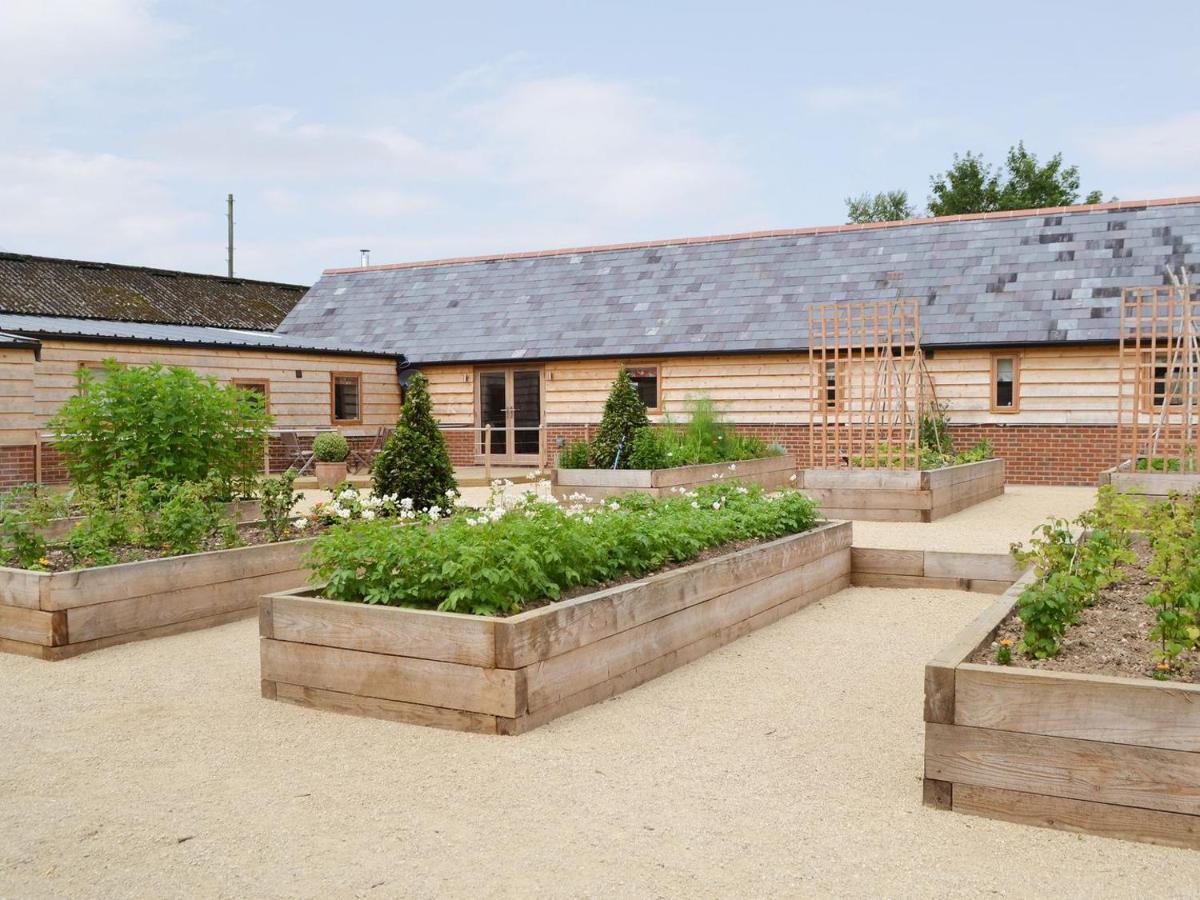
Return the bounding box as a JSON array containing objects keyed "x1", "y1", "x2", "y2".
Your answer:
[
  {"x1": 226, "y1": 194, "x2": 235, "y2": 277},
  {"x1": 360, "y1": 249, "x2": 370, "y2": 267}
]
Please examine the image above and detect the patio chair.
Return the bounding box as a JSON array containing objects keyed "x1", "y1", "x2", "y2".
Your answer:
[
  {"x1": 348, "y1": 426, "x2": 392, "y2": 474},
  {"x1": 279, "y1": 430, "x2": 316, "y2": 476}
]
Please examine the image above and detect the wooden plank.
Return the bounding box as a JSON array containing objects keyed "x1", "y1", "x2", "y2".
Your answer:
[
  {"x1": 850, "y1": 547, "x2": 924, "y2": 576},
  {"x1": 554, "y1": 468, "x2": 652, "y2": 489},
  {"x1": 928, "y1": 483, "x2": 1005, "y2": 521},
  {"x1": 0, "y1": 636, "x2": 52, "y2": 660},
  {"x1": 923, "y1": 459, "x2": 1005, "y2": 489},
  {"x1": 0, "y1": 605, "x2": 65, "y2": 646},
  {"x1": 522, "y1": 548, "x2": 850, "y2": 711},
  {"x1": 924, "y1": 552, "x2": 1021, "y2": 584},
  {"x1": 0, "y1": 567, "x2": 45, "y2": 610},
  {"x1": 926, "y1": 723, "x2": 1200, "y2": 816},
  {"x1": 44, "y1": 538, "x2": 315, "y2": 610},
  {"x1": 967, "y1": 579, "x2": 1013, "y2": 595},
  {"x1": 798, "y1": 468, "x2": 922, "y2": 490},
  {"x1": 926, "y1": 581, "x2": 1025, "y2": 670},
  {"x1": 66, "y1": 569, "x2": 304, "y2": 643},
  {"x1": 42, "y1": 607, "x2": 255, "y2": 661},
  {"x1": 502, "y1": 569, "x2": 849, "y2": 735},
  {"x1": 801, "y1": 488, "x2": 932, "y2": 511},
  {"x1": 923, "y1": 777, "x2": 953, "y2": 810},
  {"x1": 954, "y1": 663, "x2": 1200, "y2": 752},
  {"x1": 817, "y1": 506, "x2": 926, "y2": 523},
  {"x1": 273, "y1": 682, "x2": 499, "y2": 735},
  {"x1": 259, "y1": 595, "x2": 274, "y2": 640},
  {"x1": 851, "y1": 573, "x2": 968, "y2": 591},
  {"x1": 953, "y1": 783, "x2": 1200, "y2": 851},
  {"x1": 268, "y1": 592, "x2": 497, "y2": 667},
  {"x1": 650, "y1": 455, "x2": 795, "y2": 489},
  {"x1": 260, "y1": 638, "x2": 523, "y2": 718},
  {"x1": 497, "y1": 522, "x2": 851, "y2": 668},
  {"x1": 925, "y1": 662, "x2": 956, "y2": 725}
]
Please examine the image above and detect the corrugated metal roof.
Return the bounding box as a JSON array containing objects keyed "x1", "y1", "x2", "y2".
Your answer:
[
  {"x1": 0, "y1": 253, "x2": 308, "y2": 329},
  {"x1": 277, "y1": 198, "x2": 1200, "y2": 363},
  {"x1": 0, "y1": 313, "x2": 404, "y2": 359}
]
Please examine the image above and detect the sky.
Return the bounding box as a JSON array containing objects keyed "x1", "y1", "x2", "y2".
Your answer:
[{"x1": 3, "y1": 0, "x2": 1198, "y2": 285}]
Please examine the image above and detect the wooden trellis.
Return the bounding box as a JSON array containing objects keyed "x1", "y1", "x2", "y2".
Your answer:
[
  {"x1": 1117, "y1": 284, "x2": 1200, "y2": 472},
  {"x1": 807, "y1": 299, "x2": 940, "y2": 469}
]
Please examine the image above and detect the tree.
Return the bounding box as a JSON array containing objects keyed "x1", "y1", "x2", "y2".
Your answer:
[
  {"x1": 845, "y1": 190, "x2": 915, "y2": 224},
  {"x1": 591, "y1": 368, "x2": 650, "y2": 469},
  {"x1": 372, "y1": 371, "x2": 457, "y2": 510},
  {"x1": 928, "y1": 143, "x2": 1103, "y2": 216}
]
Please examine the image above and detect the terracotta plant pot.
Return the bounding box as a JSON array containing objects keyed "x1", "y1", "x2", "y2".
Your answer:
[{"x1": 314, "y1": 461, "x2": 348, "y2": 489}]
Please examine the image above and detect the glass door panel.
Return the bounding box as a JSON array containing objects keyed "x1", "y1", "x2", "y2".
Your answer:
[
  {"x1": 512, "y1": 370, "x2": 541, "y2": 457},
  {"x1": 479, "y1": 372, "x2": 508, "y2": 456}
]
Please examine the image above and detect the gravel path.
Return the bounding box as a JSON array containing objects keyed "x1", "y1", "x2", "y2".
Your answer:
[
  {"x1": 4, "y1": 585, "x2": 1197, "y2": 898},
  {"x1": 851, "y1": 485, "x2": 1097, "y2": 553}
]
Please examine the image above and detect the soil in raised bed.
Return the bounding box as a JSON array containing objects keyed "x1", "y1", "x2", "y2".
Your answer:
[
  {"x1": 969, "y1": 538, "x2": 1200, "y2": 683},
  {"x1": 38, "y1": 521, "x2": 327, "y2": 573}
]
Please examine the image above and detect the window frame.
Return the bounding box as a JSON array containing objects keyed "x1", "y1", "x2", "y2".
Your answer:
[
  {"x1": 624, "y1": 363, "x2": 661, "y2": 414},
  {"x1": 232, "y1": 378, "x2": 271, "y2": 413},
  {"x1": 1141, "y1": 349, "x2": 1188, "y2": 413},
  {"x1": 76, "y1": 360, "x2": 118, "y2": 394},
  {"x1": 989, "y1": 353, "x2": 1021, "y2": 414},
  {"x1": 330, "y1": 371, "x2": 363, "y2": 425},
  {"x1": 822, "y1": 359, "x2": 843, "y2": 412}
]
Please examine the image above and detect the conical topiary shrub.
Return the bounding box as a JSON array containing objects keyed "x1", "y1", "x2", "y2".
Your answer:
[
  {"x1": 372, "y1": 371, "x2": 458, "y2": 510},
  {"x1": 591, "y1": 367, "x2": 651, "y2": 469}
]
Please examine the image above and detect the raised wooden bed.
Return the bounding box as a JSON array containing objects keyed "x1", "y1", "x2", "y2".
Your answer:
[
  {"x1": 796, "y1": 458, "x2": 1004, "y2": 522},
  {"x1": 260, "y1": 519, "x2": 851, "y2": 734},
  {"x1": 851, "y1": 547, "x2": 1021, "y2": 594},
  {"x1": 38, "y1": 499, "x2": 263, "y2": 542},
  {"x1": 0, "y1": 535, "x2": 313, "y2": 661},
  {"x1": 1098, "y1": 460, "x2": 1200, "y2": 501},
  {"x1": 923, "y1": 569, "x2": 1200, "y2": 850},
  {"x1": 554, "y1": 454, "x2": 796, "y2": 501}
]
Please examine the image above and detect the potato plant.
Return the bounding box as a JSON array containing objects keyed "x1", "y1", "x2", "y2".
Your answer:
[{"x1": 305, "y1": 483, "x2": 820, "y2": 616}]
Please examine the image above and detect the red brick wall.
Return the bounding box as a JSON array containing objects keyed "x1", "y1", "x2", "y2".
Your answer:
[{"x1": 0, "y1": 445, "x2": 36, "y2": 490}]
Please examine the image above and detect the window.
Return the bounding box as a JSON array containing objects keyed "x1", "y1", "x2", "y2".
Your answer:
[
  {"x1": 77, "y1": 361, "x2": 115, "y2": 393},
  {"x1": 1148, "y1": 352, "x2": 1186, "y2": 409},
  {"x1": 331, "y1": 372, "x2": 362, "y2": 424},
  {"x1": 824, "y1": 361, "x2": 839, "y2": 410},
  {"x1": 991, "y1": 355, "x2": 1020, "y2": 413},
  {"x1": 627, "y1": 366, "x2": 659, "y2": 411},
  {"x1": 233, "y1": 379, "x2": 270, "y2": 413}
]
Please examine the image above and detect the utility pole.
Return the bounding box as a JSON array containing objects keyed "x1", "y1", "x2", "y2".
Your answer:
[{"x1": 226, "y1": 193, "x2": 235, "y2": 278}]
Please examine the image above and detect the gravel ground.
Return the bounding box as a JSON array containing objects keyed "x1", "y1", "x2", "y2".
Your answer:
[
  {"x1": 4, "y1": 585, "x2": 1198, "y2": 899},
  {"x1": 851, "y1": 485, "x2": 1097, "y2": 553}
]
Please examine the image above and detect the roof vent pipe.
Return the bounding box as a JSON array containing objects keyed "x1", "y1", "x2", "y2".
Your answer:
[{"x1": 360, "y1": 249, "x2": 370, "y2": 267}]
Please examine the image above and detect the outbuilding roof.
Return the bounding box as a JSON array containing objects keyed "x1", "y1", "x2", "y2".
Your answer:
[
  {"x1": 0, "y1": 253, "x2": 308, "y2": 330},
  {"x1": 0, "y1": 313, "x2": 404, "y2": 359},
  {"x1": 278, "y1": 196, "x2": 1200, "y2": 364}
]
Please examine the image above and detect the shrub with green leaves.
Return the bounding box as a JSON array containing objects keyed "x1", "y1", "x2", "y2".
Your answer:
[
  {"x1": 591, "y1": 368, "x2": 651, "y2": 469},
  {"x1": 0, "y1": 484, "x2": 65, "y2": 569},
  {"x1": 48, "y1": 361, "x2": 271, "y2": 499},
  {"x1": 557, "y1": 440, "x2": 592, "y2": 469},
  {"x1": 372, "y1": 371, "x2": 457, "y2": 511},
  {"x1": 306, "y1": 483, "x2": 820, "y2": 616},
  {"x1": 312, "y1": 432, "x2": 349, "y2": 463},
  {"x1": 260, "y1": 468, "x2": 303, "y2": 541}
]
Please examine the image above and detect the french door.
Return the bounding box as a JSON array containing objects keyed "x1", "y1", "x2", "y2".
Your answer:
[{"x1": 476, "y1": 368, "x2": 542, "y2": 464}]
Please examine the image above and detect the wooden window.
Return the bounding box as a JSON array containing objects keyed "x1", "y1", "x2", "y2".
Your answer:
[
  {"x1": 233, "y1": 378, "x2": 271, "y2": 413},
  {"x1": 627, "y1": 365, "x2": 660, "y2": 412},
  {"x1": 991, "y1": 354, "x2": 1020, "y2": 413},
  {"x1": 824, "y1": 361, "x2": 839, "y2": 410},
  {"x1": 76, "y1": 361, "x2": 115, "y2": 393},
  {"x1": 331, "y1": 372, "x2": 362, "y2": 424}
]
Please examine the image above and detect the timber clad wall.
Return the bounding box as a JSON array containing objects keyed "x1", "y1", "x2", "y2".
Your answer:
[
  {"x1": 0, "y1": 338, "x2": 401, "y2": 488},
  {"x1": 421, "y1": 345, "x2": 1127, "y2": 485}
]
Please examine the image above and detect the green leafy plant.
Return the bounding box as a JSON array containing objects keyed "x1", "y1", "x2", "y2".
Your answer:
[
  {"x1": 312, "y1": 432, "x2": 349, "y2": 463},
  {"x1": 591, "y1": 368, "x2": 651, "y2": 469},
  {"x1": 372, "y1": 371, "x2": 457, "y2": 511},
  {"x1": 994, "y1": 639, "x2": 1013, "y2": 665},
  {"x1": 557, "y1": 440, "x2": 592, "y2": 469},
  {"x1": 306, "y1": 484, "x2": 820, "y2": 616},
  {"x1": 48, "y1": 361, "x2": 271, "y2": 499},
  {"x1": 260, "y1": 468, "x2": 303, "y2": 541},
  {"x1": 0, "y1": 484, "x2": 60, "y2": 569},
  {"x1": 1143, "y1": 492, "x2": 1200, "y2": 672}
]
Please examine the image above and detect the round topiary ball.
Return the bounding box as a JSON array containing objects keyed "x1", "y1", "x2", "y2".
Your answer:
[{"x1": 312, "y1": 431, "x2": 349, "y2": 463}]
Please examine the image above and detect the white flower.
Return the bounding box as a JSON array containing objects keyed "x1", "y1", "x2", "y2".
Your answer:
[
  {"x1": 427, "y1": 505, "x2": 441, "y2": 518},
  {"x1": 712, "y1": 501, "x2": 721, "y2": 510},
  {"x1": 293, "y1": 518, "x2": 309, "y2": 530},
  {"x1": 712, "y1": 473, "x2": 721, "y2": 480},
  {"x1": 789, "y1": 474, "x2": 797, "y2": 482},
  {"x1": 338, "y1": 489, "x2": 357, "y2": 501},
  {"x1": 361, "y1": 509, "x2": 376, "y2": 521},
  {"x1": 336, "y1": 508, "x2": 352, "y2": 519},
  {"x1": 667, "y1": 452, "x2": 674, "y2": 457},
  {"x1": 445, "y1": 488, "x2": 458, "y2": 498},
  {"x1": 608, "y1": 501, "x2": 620, "y2": 511},
  {"x1": 400, "y1": 498, "x2": 414, "y2": 510},
  {"x1": 582, "y1": 515, "x2": 593, "y2": 525},
  {"x1": 691, "y1": 501, "x2": 700, "y2": 509},
  {"x1": 465, "y1": 517, "x2": 479, "y2": 527},
  {"x1": 736, "y1": 486, "x2": 749, "y2": 495},
  {"x1": 728, "y1": 464, "x2": 737, "y2": 471}
]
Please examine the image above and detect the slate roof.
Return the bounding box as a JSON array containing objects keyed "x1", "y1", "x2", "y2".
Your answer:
[
  {"x1": 0, "y1": 253, "x2": 308, "y2": 329},
  {"x1": 278, "y1": 197, "x2": 1200, "y2": 364},
  {"x1": 0, "y1": 313, "x2": 403, "y2": 359}
]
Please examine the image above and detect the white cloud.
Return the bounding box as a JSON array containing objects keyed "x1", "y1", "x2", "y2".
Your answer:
[
  {"x1": 1, "y1": 0, "x2": 179, "y2": 88},
  {"x1": 1087, "y1": 112, "x2": 1200, "y2": 171},
  {"x1": 468, "y1": 75, "x2": 749, "y2": 219},
  {"x1": 801, "y1": 85, "x2": 902, "y2": 112}
]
